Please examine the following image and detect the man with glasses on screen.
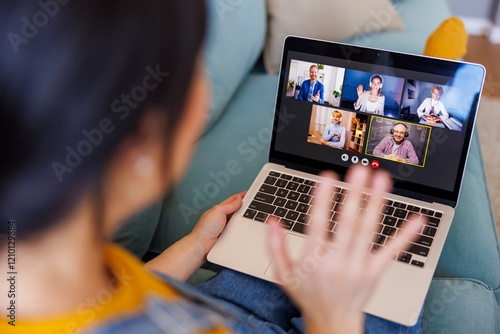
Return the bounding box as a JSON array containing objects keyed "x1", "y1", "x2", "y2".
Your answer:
[{"x1": 373, "y1": 123, "x2": 419, "y2": 164}]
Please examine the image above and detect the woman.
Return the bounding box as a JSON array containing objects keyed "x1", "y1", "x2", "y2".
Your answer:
[
  {"x1": 320, "y1": 110, "x2": 346, "y2": 148},
  {"x1": 354, "y1": 74, "x2": 385, "y2": 115},
  {"x1": 417, "y1": 86, "x2": 449, "y2": 123},
  {"x1": 0, "y1": 2, "x2": 423, "y2": 333}
]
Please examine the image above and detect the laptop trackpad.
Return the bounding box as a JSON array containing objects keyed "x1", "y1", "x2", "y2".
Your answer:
[{"x1": 264, "y1": 233, "x2": 309, "y2": 280}]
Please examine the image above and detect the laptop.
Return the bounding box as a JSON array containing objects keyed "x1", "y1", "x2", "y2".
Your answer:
[{"x1": 208, "y1": 36, "x2": 485, "y2": 326}]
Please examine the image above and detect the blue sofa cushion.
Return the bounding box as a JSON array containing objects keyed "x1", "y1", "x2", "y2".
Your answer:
[
  {"x1": 203, "y1": 0, "x2": 267, "y2": 132},
  {"x1": 434, "y1": 132, "x2": 500, "y2": 295},
  {"x1": 422, "y1": 278, "x2": 500, "y2": 333}
]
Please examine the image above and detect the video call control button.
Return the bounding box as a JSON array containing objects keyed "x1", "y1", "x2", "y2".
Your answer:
[
  {"x1": 361, "y1": 158, "x2": 369, "y2": 166},
  {"x1": 371, "y1": 160, "x2": 380, "y2": 169},
  {"x1": 351, "y1": 156, "x2": 359, "y2": 164},
  {"x1": 341, "y1": 153, "x2": 349, "y2": 162}
]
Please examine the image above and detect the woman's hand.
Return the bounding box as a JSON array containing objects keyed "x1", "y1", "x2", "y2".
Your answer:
[
  {"x1": 355, "y1": 85, "x2": 365, "y2": 107},
  {"x1": 191, "y1": 191, "x2": 246, "y2": 257},
  {"x1": 357, "y1": 84, "x2": 365, "y2": 98},
  {"x1": 145, "y1": 192, "x2": 245, "y2": 281},
  {"x1": 267, "y1": 166, "x2": 423, "y2": 333}
]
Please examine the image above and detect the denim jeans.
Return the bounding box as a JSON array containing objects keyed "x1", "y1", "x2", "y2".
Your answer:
[{"x1": 198, "y1": 269, "x2": 423, "y2": 334}]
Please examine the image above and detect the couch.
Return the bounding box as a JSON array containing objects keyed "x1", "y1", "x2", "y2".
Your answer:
[{"x1": 113, "y1": 0, "x2": 500, "y2": 332}]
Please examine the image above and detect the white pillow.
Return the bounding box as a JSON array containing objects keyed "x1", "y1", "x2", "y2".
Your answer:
[{"x1": 264, "y1": 0, "x2": 405, "y2": 74}]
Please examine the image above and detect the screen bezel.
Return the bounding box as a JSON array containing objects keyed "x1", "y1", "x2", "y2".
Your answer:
[{"x1": 269, "y1": 36, "x2": 485, "y2": 207}]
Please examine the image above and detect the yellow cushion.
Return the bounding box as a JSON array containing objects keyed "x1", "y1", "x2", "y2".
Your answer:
[{"x1": 424, "y1": 17, "x2": 467, "y2": 60}]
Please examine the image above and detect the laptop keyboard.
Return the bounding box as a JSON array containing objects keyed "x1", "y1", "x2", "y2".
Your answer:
[{"x1": 243, "y1": 171, "x2": 444, "y2": 268}]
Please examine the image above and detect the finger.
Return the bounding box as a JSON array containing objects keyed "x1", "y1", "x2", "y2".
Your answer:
[
  {"x1": 335, "y1": 165, "x2": 370, "y2": 253},
  {"x1": 351, "y1": 170, "x2": 392, "y2": 261},
  {"x1": 370, "y1": 215, "x2": 424, "y2": 275},
  {"x1": 305, "y1": 171, "x2": 337, "y2": 254},
  {"x1": 213, "y1": 196, "x2": 243, "y2": 216},
  {"x1": 218, "y1": 192, "x2": 244, "y2": 206},
  {"x1": 267, "y1": 218, "x2": 294, "y2": 284}
]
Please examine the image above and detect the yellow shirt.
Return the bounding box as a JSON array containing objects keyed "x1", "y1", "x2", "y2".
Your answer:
[{"x1": 1, "y1": 244, "x2": 229, "y2": 334}]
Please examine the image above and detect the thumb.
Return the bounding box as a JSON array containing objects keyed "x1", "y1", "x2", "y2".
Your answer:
[{"x1": 216, "y1": 195, "x2": 242, "y2": 216}]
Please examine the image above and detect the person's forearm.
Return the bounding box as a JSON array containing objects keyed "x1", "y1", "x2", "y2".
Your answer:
[
  {"x1": 304, "y1": 312, "x2": 363, "y2": 334},
  {"x1": 144, "y1": 233, "x2": 204, "y2": 282}
]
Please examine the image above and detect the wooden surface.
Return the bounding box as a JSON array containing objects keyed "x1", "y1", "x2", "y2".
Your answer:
[{"x1": 464, "y1": 36, "x2": 500, "y2": 98}]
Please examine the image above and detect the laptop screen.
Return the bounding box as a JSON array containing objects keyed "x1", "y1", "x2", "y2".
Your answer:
[{"x1": 270, "y1": 37, "x2": 485, "y2": 206}]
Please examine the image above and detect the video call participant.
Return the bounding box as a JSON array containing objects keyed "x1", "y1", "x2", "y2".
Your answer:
[
  {"x1": 354, "y1": 74, "x2": 385, "y2": 115},
  {"x1": 417, "y1": 86, "x2": 449, "y2": 123},
  {"x1": 297, "y1": 64, "x2": 324, "y2": 104},
  {"x1": 319, "y1": 110, "x2": 346, "y2": 148},
  {"x1": 373, "y1": 123, "x2": 419, "y2": 164}
]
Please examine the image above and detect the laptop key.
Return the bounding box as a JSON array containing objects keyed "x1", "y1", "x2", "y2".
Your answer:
[
  {"x1": 393, "y1": 208, "x2": 408, "y2": 219},
  {"x1": 392, "y1": 202, "x2": 407, "y2": 209},
  {"x1": 254, "y1": 212, "x2": 268, "y2": 222},
  {"x1": 372, "y1": 234, "x2": 387, "y2": 245},
  {"x1": 382, "y1": 226, "x2": 396, "y2": 236},
  {"x1": 420, "y1": 208, "x2": 435, "y2": 216},
  {"x1": 269, "y1": 171, "x2": 281, "y2": 177},
  {"x1": 411, "y1": 260, "x2": 425, "y2": 267},
  {"x1": 285, "y1": 211, "x2": 299, "y2": 221},
  {"x1": 276, "y1": 189, "x2": 288, "y2": 197},
  {"x1": 259, "y1": 184, "x2": 277, "y2": 195},
  {"x1": 398, "y1": 252, "x2": 412, "y2": 263},
  {"x1": 298, "y1": 214, "x2": 311, "y2": 224},
  {"x1": 304, "y1": 180, "x2": 316, "y2": 186},
  {"x1": 407, "y1": 205, "x2": 420, "y2": 212},
  {"x1": 383, "y1": 216, "x2": 398, "y2": 226},
  {"x1": 279, "y1": 219, "x2": 294, "y2": 230},
  {"x1": 297, "y1": 184, "x2": 311, "y2": 194},
  {"x1": 264, "y1": 176, "x2": 277, "y2": 185},
  {"x1": 415, "y1": 235, "x2": 433, "y2": 247},
  {"x1": 426, "y1": 216, "x2": 440, "y2": 228},
  {"x1": 287, "y1": 191, "x2": 300, "y2": 200},
  {"x1": 370, "y1": 244, "x2": 384, "y2": 253},
  {"x1": 434, "y1": 212, "x2": 443, "y2": 218},
  {"x1": 298, "y1": 194, "x2": 311, "y2": 204},
  {"x1": 381, "y1": 205, "x2": 395, "y2": 216},
  {"x1": 275, "y1": 179, "x2": 288, "y2": 188},
  {"x1": 286, "y1": 182, "x2": 299, "y2": 191},
  {"x1": 274, "y1": 207, "x2": 287, "y2": 217},
  {"x1": 280, "y1": 174, "x2": 293, "y2": 180},
  {"x1": 243, "y1": 209, "x2": 257, "y2": 219},
  {"x1": 254, "y1": 192, "x2": 275, "y2": 204},
  {"x1": 332, "y1": 193, "x2": 345, "y2": 203},
  {"x1": 292, "y1": 222, "x2": 307, "y2": 233},
  {"x1": 273, "y1": 197, "x2": 287, "y2": 207},
  {"x1": 422, "y1": 226, "x2": 437, "y2": 237},
  {"x1": 297, "y1": 203, "x2": 310, "y2": 213},
  {"x1": 408, "y1": 244, "x2": 430, "y2": 257},
  {"x1": 284, "y1": 200, "x2": 298, "y2": 210},
  {"x1": 249, "y1": 201, "x2": 276, "y2": 215},
  {"x1": 396, "y1": 219, "x2": 407, "y2": 228},
  {"x1": 292, "y1": 177, "x2": 304, "y2": 183}
]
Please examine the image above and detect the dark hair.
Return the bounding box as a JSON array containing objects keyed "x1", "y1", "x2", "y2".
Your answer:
[{"x1": 0, "y1": 1, "x2": 206, "y2": 234}]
